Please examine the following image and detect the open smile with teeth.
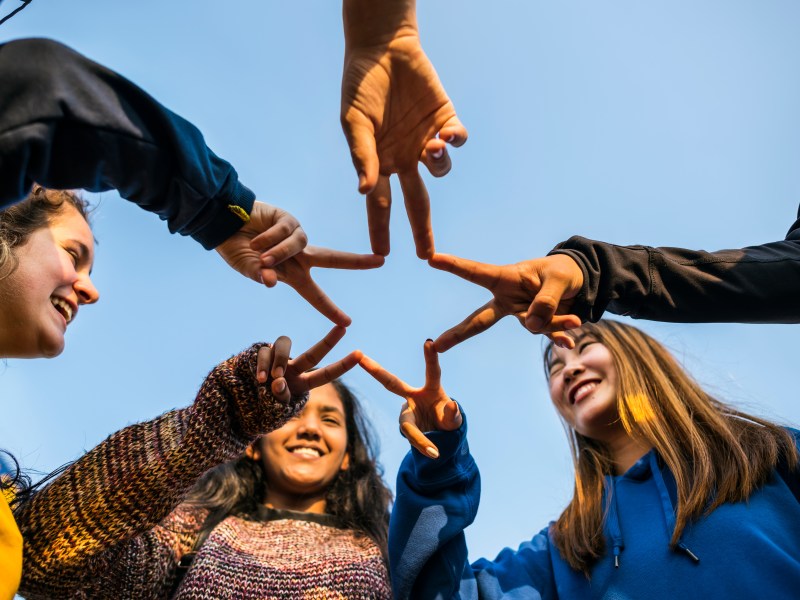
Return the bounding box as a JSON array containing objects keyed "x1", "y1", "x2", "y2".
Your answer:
[
  {"x1": 50, "y1": 296, "x2": 74, "y2": 324},
  {"x1": 572, "y1": 381, "x2": 599, "y2": 405},
  {"x1": 290, "y1": 447, "x2": 322, "y2": 459}
]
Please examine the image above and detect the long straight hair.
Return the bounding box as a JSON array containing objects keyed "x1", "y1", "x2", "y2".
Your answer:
[
  {"x1": 184, "y1": 380, "x2": 392, "y2": 557},
  {"x1": 544, "y1": 320, "x2": 798, "y2": 575}
]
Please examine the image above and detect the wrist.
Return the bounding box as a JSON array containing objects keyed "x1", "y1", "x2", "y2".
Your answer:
[{"x1": 343, "y1": 0, "x2": 418, "y2": 49}]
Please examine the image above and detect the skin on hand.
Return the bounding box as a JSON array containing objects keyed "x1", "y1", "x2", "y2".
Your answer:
[
  {"x1": 358, "y1": 340, "x2": 461, "y2": 458},
  {"x1": 428, "y1": 253, "x2": 585, "y2": 352},
  {"x1": 265, "y1": 246, "x2": 385, "y2": 327},
  {"x1": 341, "y1": 2, "x2": 467, "y2": 259},
  {"x1": 216, "y1": 202, "x2": 384, "y2": 327},
  {"x1": 256, "y1": 326, "x2": 363, "y2": 403}
]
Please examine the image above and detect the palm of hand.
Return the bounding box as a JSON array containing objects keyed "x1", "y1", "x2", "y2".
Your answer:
[
  {"x1": 402, "y1": 384, "x2": 459, "y2": 434},
  {"x1": 215, "y1": 226, "x2": 267, "y2": 285},
  {"x1": 343, "y1": 36, "x2": 459, "y2": 174}
]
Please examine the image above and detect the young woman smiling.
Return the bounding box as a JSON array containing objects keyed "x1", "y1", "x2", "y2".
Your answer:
[
  {"x1": 168, "y1": 380, "x2": 393, "y2": 599},
  {"x1": 12, "y1": 328, "x2": 367, "y2": 600},
  {"x1": 0, "y1": 189, "x2": 371, "y2": 599},
  {"x1": 362, "y1": 321, "x2": 800, "y2": 600},
  {"x1": 0, "y1": 187, "x2": 97, "y2": 599}
]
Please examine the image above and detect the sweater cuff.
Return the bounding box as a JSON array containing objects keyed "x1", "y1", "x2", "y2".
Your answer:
[
  {"x1": 408, "y1": 405, "x2": 473, "y2": 484},
  {"x1": 548, "y1": 243, "x2": 598, "y2": 322},
  {"x1": 190, "y1": 181, "x2": 256, "y2": 250}
]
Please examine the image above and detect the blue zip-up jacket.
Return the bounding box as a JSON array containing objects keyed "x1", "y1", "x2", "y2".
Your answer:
[
  {"x1": 0, "y1": 38, "x2": 254, "y2": 250},
  {"x1": 390, "y1": 413, "x2": 800, "y2": 599}
]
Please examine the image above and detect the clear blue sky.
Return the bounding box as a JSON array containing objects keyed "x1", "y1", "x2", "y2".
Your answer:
[{"x1": 2, "y1": 0, "x2": 799, "y2": 562}]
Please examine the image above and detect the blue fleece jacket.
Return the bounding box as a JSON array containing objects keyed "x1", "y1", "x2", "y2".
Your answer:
[
  {"x1": 390, "y1": 412, "x2": 800, "y2": 599},
  {"x1": 0, "y1": 38, "x2": 255, "y2": 250}
]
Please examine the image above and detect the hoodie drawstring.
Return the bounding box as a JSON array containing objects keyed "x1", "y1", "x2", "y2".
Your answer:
[
  {"x1": 605, "y1": 477, "x2": 625, "y2": 568},
  {"x1": 648, "y1": 452, "x2": 700, "y2": 565}
]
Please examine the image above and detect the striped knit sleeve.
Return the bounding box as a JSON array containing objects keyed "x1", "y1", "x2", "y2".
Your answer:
[{"x1": 15, "y1": 344, "x2": 306, "y2": 599}]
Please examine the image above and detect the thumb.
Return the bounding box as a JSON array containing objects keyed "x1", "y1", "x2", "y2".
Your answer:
[{"x1": 525, "y1": 277, "x2": 571, "y2": 332}]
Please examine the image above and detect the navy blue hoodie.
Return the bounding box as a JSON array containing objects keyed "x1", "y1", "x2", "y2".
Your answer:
[
  {"x1": 390, "y1": 412, "x2": 800, "y2": 599},
  {"x1": 0, "y1": 38, "x2": 254, "y2": 249}
]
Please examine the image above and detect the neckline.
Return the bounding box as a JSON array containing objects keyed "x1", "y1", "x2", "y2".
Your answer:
[{"x1": 250, "y1": 505, "x2": 344, "y2": 528}]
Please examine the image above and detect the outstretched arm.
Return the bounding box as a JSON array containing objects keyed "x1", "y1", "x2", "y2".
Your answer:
[
  {"x1": 0, "y1": 38, "x2": 253, "y2": 251},
  {"x1": 550, "y1": 228, "x2": 800, "y2": 324},
  {"x1": 16, "y1": 329, "x2": 360, "y2": 598},
  {"x1": 341, "y1": 0, "x2": 467, "y2": 259}
]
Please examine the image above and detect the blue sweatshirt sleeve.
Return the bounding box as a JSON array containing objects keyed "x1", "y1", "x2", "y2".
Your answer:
[
  {"x1": 389, "y1": 411, "x2": 557, "y2": 600},
  {"x1": 0, "y1": 38, "x2": 255, "y2": 250}
]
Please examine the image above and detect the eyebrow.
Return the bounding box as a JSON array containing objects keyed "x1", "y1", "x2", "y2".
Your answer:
[{"x1": 318, "y1": 405, "x2": 345, "y2": 417}]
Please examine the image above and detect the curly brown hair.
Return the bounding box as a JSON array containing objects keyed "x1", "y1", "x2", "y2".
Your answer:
[{"x1": 0, "y1": 186, "x2": 91, "y2": 279}]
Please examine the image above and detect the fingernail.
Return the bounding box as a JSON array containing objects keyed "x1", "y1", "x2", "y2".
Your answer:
[
  {"x1": 274, "y1": 367, "x2": 284, "y2": 378},
  {"x1": 358, "y1": 172, "x2": 367, "y2": 190},
  {"x1": 443, "y1": 134, "x2": 454, "y2": 143},
  {"x1": 426, "y1": 338, "x2": 433, "y2": 343},
  {"x1": 275, "y1": 380, "x2": 286, "y2": 393},
  {"x1": 426, "y1": 447, "x2": 440, "y2": 459},
  {"x1": 261, "y1": 255, "x2": 275, "y2": 267},
  {"x1": 431, "y1": 148, "x2": 444, "y2": 160},
  {"x1": 258, "y1": 370, "x2": 267, "y2": 382},
  {"x1": 529, "y1": 316, "x2": 543, "y2": 331}
]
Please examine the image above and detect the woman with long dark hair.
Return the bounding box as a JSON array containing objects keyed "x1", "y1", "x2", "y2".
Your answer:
[
  {"x1": 0, "y1": 187, "x2": 372, "y2": 599},
  {"x1": 173, "y1": 379, "x2": 393, "y2": 598},
  {"x1": 363, "y1": 321, "x2": 800, "y2": 599}
]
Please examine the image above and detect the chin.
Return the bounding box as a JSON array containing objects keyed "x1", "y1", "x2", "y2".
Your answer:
[{"x1": 39, "y1": 336, "x2": 66, "y2": 358}]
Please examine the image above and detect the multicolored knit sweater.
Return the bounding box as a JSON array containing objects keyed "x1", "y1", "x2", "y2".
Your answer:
[
  {"x1": 168, "y1": 505, "x2": 391, "y2": 599},
  {"x1": 12, "y1": 345, "x2": 336, "y2": 599}
]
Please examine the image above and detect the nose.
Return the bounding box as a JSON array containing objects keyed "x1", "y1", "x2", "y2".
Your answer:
[
  {"x1": 296, "y1": 415, "x2": 321, "y2": 439},
  {"x1": 562, "y1": 362, "x2": 584, "y2": 383},
  {"x1": 75, "y1": 274, "x2": 100, "y2": 305}
]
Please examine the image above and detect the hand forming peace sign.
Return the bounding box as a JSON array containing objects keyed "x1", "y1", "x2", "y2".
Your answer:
[{"x1": 359, "y1": 340, "x2": 462, "y2": 458}]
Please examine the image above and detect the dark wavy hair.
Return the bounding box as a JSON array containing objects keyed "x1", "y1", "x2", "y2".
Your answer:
[
  {"x1": 184, "y1": 380, "x2": 393, "y2": 557},
  {"x1": 0, "y1": 185, "x2": 91, "y2": 280}
]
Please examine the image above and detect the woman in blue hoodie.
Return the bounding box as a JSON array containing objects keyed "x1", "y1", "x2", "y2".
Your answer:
[{"x1": 360, "y1": 320, "x2": 800, "y2": 600}]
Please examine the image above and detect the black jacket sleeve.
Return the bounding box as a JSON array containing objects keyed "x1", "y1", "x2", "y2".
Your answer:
[
  {"x1": 549, "y1": 211, "x2": 800, "y2": 324},
  {"x1": 0, "y1": 38, "x2": 255, "y2": 250}
]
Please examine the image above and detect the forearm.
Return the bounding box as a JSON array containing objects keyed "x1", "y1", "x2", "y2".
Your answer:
[
  {"x1": 551, "y1": 235, "x2": 800, "y2": 324},
  {"x1": 390, "y1": 419, "x2": 480, "y2": 600},
  {"x1": 0, "y1": 38, "x2": 254, "y2": 249},
  {"x1": 16, "y1": 345, "x2": 305, "y2": 596},
  {"x1": 343, "y1": 0, "x2": 417, "y2": 48}
]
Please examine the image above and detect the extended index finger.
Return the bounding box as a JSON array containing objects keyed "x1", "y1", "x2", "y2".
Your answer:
[
  {"x1": 433, "y1": 300, "x2": 504, "y2": 353},
  {"x1": 397, "y1": 169, "x2": 434, "y2": 260},
  {"x1": 287, "y1": 275, "x2": 351, "y2": 327},
  {"x1": 289, "y1": 325, "x2": 347, "y2": 374},
  {"x1": 358, "y1": 355, "x2": 414, "y2": 397},
  {"x1": 304, "y1": 246, "x2": 385, "y2": 270},
  {"x1": 300, "y1": 350, "x2": 363, "y2": 391},
  {"x1": 428, "y1": 253, "x2": 502, "y2": 291},
  {"x1": 423, "y1": 339, "x2": 441, "y2": 388}
]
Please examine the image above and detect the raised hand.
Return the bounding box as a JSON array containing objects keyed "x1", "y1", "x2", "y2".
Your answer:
[
  {"x1": 269, "y1": 246, "x2": 384, "y2": 327},
  {"x1": 429, "y1": 253, "x2": 585, "y2": 352},
  {"x1": 216, "y1": 201, "x2": 307, "y2": 278},
  {"x1": 216, "y1": 201, "x2": 384, "y2": 326},
  {"x1": 359, "y1": 340, "x2": 462, "y2": 458},
  {"x1": 257, "y1": 326, "x2": 362, "y2": 403},
  {"x1": 341, "y1": 0, "x2": 467, "y2": 259}
]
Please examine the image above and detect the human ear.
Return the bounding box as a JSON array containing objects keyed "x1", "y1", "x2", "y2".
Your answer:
[
  {"x1": 340, "y1": 452, "x2": 350, "y2": 472},
  {"x1": 245, "y1": 443, "x2": 261, "y2": 462}
]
